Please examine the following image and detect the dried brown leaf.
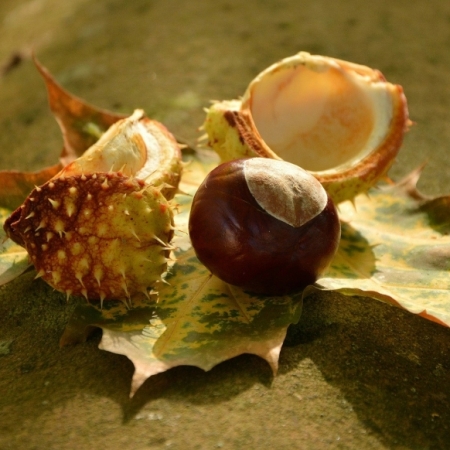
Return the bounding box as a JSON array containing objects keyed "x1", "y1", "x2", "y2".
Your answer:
[
  {"x1": 33, "y1": 56, "x2": 126, "y2": 164},
  {"x1": 0, "y1": 163, "x2": 62, "y2": 210}
]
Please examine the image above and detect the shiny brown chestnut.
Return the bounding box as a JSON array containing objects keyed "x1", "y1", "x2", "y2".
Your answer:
[{"x1": 188, "y1": 157, "x2": 341, "y2": 295}]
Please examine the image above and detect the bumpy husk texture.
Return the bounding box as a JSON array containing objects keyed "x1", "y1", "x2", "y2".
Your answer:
[{"x1": 4, "y1": 110, "x2": 182, "y2": 303}]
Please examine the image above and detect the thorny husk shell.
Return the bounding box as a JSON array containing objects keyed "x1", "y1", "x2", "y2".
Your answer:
[
  {"x1": 203, "y1": 52, "x2": 410, "y2": 204},
  {"x1": 4, "y1": 110, "x2": 182, "y2": 303}
]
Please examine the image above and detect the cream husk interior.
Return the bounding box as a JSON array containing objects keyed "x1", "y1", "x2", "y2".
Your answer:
[
  {"x1": 60, "y1": 109, "x2": 162, "y2": 179},
  {"x1": 246, "y1": 55, "x2": 394, "y2": 173}
]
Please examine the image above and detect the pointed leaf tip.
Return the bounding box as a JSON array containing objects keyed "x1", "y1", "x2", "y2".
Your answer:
[{"x1": 33, "y1": 56, "x2": 126, "y2": 163}]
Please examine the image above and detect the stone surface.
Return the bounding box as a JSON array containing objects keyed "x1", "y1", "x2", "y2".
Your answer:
[{"x1": 1, "y1": 0, "x2": 450, "y2": 448}]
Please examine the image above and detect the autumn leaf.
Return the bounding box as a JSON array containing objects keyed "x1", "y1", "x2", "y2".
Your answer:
[
  {"x1": 0, "y1": 58, "x2": 125, "y2": 210},
  {"x1": 0, "y1": 163, "x2": 62, "y2": 210},
  {"x1": 61, "y1": 247, "x2": 302, "y2": 397},
  {"x1": 0, "y1": 58, "x2": 133, "y2": 284},
  {"x1": 108, "y1": 251, "x2": 302, "y2": 397},
  {"x1": 58, "y1": 152, "x2": 302, "y2": 396},
  {"x1": 60, "y1": 154, "x2": 450, "y2": 398},
  {"x1": 33, "y1": 57, "x2": 126, "y2": 164},
  {"x1": 316, "y1": 166, "x2": 450, "y2": 327}
]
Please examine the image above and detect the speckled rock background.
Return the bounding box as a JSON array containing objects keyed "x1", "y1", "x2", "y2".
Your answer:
[{"x1": 1, "y1": 1, "x2": 450, "y2": 449}]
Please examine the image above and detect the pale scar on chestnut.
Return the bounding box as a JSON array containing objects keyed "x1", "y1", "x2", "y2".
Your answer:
[{"x1": 4, "y1": 172, "x2": 174, "y2": 303}]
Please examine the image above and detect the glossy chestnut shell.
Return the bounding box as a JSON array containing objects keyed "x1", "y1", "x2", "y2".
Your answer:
[{"x1": 188, "y1": 158, "x2": 341, "y2": 295}]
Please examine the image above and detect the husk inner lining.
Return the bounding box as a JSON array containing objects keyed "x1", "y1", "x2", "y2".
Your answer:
[{"x1": 249, "y1": 64, "x2": 389, "y2": 172}]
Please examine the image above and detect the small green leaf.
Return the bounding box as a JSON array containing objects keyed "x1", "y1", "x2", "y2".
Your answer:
[{"x1": 0, "y1": 207, "x2": 29, "y2": 286}]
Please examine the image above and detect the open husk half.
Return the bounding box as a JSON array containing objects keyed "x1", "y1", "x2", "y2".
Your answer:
[{"x1": 203, "y1": 52, "x2": 410, "y2": 204}]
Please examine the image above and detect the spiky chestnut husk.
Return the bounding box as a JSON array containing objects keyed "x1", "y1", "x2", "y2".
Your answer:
[
  {"x1": 4, "y1": 172, "x2": 174, "y2": 303},
  {"x1": 3, "y1": 109, "x2": 182, "y2": 303},
  {"x1": 202, "y1": 52, "x2": 410, "y2": 204},
  {"x1": 188, "y1": 158, "x2": 341, "y2": 296}
]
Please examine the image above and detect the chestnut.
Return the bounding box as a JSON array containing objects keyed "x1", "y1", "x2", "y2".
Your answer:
[{"x1": 188, "y1": 158, "x2": 341, "y2": 296}]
